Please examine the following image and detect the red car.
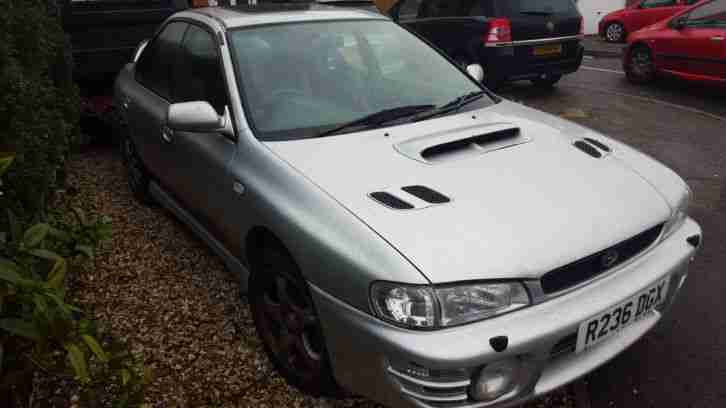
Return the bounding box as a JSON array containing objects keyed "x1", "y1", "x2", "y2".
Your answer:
[
  {"x1": 599, "y1": 0, "x2": 701, "y2": 43},
  {"x1": 624, "y1": 0, "x2": 726, "y2": 85}
]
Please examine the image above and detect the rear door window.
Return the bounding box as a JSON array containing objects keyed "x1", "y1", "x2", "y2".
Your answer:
[
  {"x1": 135, "y1": 21, "x2": 188, "y2": 99},
  {"x1": 495, "y1": 0, "x2": 578, "y2": 16},
  {"x1": 639, "y1": 0, "x2": 678, "y2": 8},
  {"x1": 686, "y1": 0, "x2": 726, "y2": 26}
]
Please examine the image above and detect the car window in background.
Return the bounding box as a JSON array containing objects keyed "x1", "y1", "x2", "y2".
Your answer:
[
  {"x1": 686, "y1": 0, "x2": 726, "y2": 26},
  {"x1": 135, "y1": 21, "x2": 187, "y2": 99},
  {"x1": 495, "y1": 0, "x2": 578, "y2": 15},
  {"x1": 397, "y1": 0, "x2": 424, "y2": 19},
  {"x1": 229, "y1": 20, "x2": 491, "y2": 141},
  {"x1": 640, "y1": 0, "x2": 678, "y2": 9},
  {"x1": 174, "y1": 24, "x2": 228, "y2": 114},
  {"x1": 685, "y1": 0, "x2": 702, "y2": 5}
]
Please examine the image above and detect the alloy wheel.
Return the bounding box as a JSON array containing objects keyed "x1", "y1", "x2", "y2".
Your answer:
[
  {"x1": 606, "y1": 23, "x2": 624, "y2": 43},
  {"x1": 255, "y1": 270, "x2": 325, "y2": 379}
]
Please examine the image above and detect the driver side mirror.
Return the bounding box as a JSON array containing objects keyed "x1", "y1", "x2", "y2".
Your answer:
[
  {"x1": 167, "y1": 101, "x2": 234, "y2": 137},
  {"x1": 466, "y1": 64, "x2": 485, "y2": 82},
  {"x1": 670, "y1": 16, "x2": 688, "y2": 30}
]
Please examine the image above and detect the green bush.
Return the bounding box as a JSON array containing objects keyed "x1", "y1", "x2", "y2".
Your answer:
[
  {"x1": 1, "y1": 157, "x2": 148, "y2": 407},
  {"x1": 0, "y1": 0, "x2": 80, "y2": 221}
]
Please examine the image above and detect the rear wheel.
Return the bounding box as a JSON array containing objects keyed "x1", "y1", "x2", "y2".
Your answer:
[
  {"x1": 531, "y1": 74, "x2": 563, "y2": 88},
  {"x1": 605, "y1": 22, "x2": 626, "y2": 43},
  {"x1": 625, "y1": 45, "x2": 656, "y2": 84},
  {"x1": 249, "y1": 244, "x2": 340, "y2": 397},
  {"x1": 120, "y1": 135, "x2": 154, "y2": 205}
]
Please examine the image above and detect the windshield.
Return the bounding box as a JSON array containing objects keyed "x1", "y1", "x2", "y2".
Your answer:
[{"x1": 229, "y1": 20, "x2": 493, "y2": 141}]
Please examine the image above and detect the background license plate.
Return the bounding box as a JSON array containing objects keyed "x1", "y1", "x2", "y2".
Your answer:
[
  {"x1": 533, "y1": 44, "x2": 563, "y2": 56},
  {"x1": 576, "y1": 277, "x2": 670, "y2": 353}
]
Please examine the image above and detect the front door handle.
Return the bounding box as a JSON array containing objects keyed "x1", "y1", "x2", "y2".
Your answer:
[
  {"x1": 233, "y1": 181, "x2": 246, "y2": 196},
  {"x1": 712, "y1": 36, "x2": 725, "y2": 41},
  {"x1": 122, "y1": 97, "x2": 132, "y2": 110},
  {"x1": 161, "y1": 126, "x2": 173, "y2": 143}
]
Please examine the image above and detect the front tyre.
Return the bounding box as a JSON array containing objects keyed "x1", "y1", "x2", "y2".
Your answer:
[
  {"x1": 531, "y1": 74, "x2": 563, "y2": 88},
  {"x1": 249, "y1": 244, "x2": 340, "y2": 397},
  {"x1": 625, "y1": 45, "x2": 656, "y2": 84}
]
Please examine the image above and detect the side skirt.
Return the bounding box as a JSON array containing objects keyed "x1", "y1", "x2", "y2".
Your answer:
[{"x1": 149, "y1": 181, "x2": 250, "y2": 292}]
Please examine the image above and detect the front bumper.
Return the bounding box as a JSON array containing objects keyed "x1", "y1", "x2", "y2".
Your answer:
[{"x1": 311, "y1": 218, "x2": 701, "y2": 408}]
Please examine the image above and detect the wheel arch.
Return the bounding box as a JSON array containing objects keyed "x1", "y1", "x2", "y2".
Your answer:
[{"x1": 245, "y1": 225, "x2": 294, "y2": 275}]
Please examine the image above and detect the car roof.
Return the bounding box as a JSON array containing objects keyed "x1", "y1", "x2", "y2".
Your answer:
[{"x1": 181, "y1": 3, "x2": 386, "y2": 30}]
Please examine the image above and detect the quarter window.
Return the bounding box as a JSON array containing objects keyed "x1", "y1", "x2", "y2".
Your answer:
[
  {"x1": 135, "y1": 21, "x2": 187, "y2": 100},
  {"x1": 174, "y1": 25, "x2": 229, "y2": 114}
]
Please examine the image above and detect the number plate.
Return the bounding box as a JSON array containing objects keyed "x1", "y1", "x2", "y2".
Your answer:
[
  {"x1": 533, "y1": 44, "x2": 563, "y2": 57},
  {"x1": 576, "y1": 277, "x2": 670, "y2": 353}
]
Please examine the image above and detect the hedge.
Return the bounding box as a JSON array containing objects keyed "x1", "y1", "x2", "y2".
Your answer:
[{"x1": 0, "y1": 0, "x2": 80, "y2": 222}]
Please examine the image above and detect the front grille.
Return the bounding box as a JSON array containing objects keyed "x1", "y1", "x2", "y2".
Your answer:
[{"x1": 541, "y1": 224, "x2": 664, "y2": 294}]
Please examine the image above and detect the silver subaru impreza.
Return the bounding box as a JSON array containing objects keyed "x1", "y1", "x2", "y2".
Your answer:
[{"x1": 115, "y1": 3, "x2": 702, "y2": 407}]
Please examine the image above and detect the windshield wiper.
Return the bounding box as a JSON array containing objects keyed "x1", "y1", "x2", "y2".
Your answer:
[
  {"x1": 413, "y1": 91, "x2": 486, "y2": 122},
  {"x1": 316, "y1": 104, "x2": 435, "y2": 138}
]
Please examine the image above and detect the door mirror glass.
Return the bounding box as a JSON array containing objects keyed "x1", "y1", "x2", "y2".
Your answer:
[
  {"x1": 466, "y1": 64, "x2": 485, "y2": 82},
  {"x1": 167, "y1": 101, "x2": 227, "y2": 133},
  {"x1": 670, "y1": 15, "x2": 687, "y2": 29}
]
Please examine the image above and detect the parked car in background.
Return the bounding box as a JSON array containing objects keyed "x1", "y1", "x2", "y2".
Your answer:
[
  {"x1": 381, "y1": 0, "x2": 585, "y2": 89},
  {"x1": 599, "y1": 0, "x2": 701, "y2": 43},
  {"x1": 624, "y1": 0, "x2": 725, "y2": 85},
  {"x1": 116, "y1": 4, "x2": 702, "y2": 408}
]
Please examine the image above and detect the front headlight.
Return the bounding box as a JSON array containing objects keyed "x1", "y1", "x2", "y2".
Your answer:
[
  {"x1": 371, "y1": 281, "x2": 530, "y2": 329},
  {"x1": 436, "y1": 283, "x2": 530, "y2": 327},
  {"x1": 662, "y1": 187, "x2": 691, "y2": 240}
]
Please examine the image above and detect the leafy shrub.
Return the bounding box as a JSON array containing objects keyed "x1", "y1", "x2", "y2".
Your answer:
[
  {"x1": 1, "y1": 158, "x2": 148, "y2": 406},
  {"x1": 0, "y1": 0, "x2": 80, "y2": 221}
]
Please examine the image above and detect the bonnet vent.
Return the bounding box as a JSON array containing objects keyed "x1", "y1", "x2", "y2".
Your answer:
[
  {"x1": 395, "y1": 124, "x2": 530, "y2": 164},
  {"x1": 369, "y1": 192, "x2": 414, "y2": 210},
  {"x1": 402, "y1": 185, "x2": 450, "y2": 204},
  {"x1": 584, "y1": 137, "x2": 611, "y2": 152},
  {"x1": 573, "y1": 140, "x2": 602, "y2": 158}
]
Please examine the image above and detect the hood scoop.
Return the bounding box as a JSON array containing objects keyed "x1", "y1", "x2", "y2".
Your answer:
[
  {"x1": 573, "y1": 137, "x2": 612, "y2": 159},
  {"x1": 395, "y1": 123, "x2": 529, "y2": 164},
  {"x1": 370, "y1": 185, "x2": 452, "y2": 210}
]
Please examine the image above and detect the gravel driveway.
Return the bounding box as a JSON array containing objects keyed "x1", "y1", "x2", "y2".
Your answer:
[{"x1": 64, "y1": 146, "x2": 575, "y2": 408}]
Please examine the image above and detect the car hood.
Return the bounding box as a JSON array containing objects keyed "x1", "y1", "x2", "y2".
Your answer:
[
  {"x1": 603, "y1": 8, "x2": 626, "y2": 20},
  {"x1": 265, "y1": 101, "x2": 671, "y2": 284}
]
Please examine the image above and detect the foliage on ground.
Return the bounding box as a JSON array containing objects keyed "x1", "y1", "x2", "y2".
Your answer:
[{"x1": 1, "y1": 155, "x2": 149, "y2": 407}]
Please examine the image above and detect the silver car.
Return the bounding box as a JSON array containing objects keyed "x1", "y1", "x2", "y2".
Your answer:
[{"x1": 115, "y1": 4, "x2": 702, "y2": 408}]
